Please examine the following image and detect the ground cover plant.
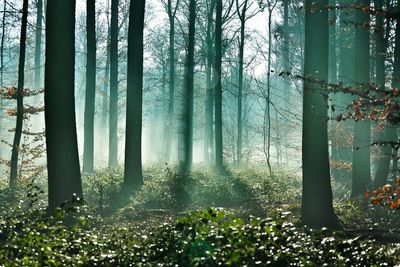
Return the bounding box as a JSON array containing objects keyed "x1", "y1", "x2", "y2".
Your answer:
[{"x1": 0, "y1": 167, "x2": 398, "y2": 266}]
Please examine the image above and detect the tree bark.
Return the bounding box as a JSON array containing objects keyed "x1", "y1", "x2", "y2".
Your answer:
[
  {"x1": 351, "y1": 0, "x2": 371, "y2": 197},
  {"x1": 301, "y1": 0, "x2": 340, "y2": 229},
  {"x1": 282, "y1": 0, "x2": 290, "y2": 165},
  {"x1": 204, "y1": 0, "x2": 215, "y2": 164},
  {"x1": 236, "y1": 0, "x2": 248, "y2": 166},
  {"x1": 337, "y1": 0, "x2": 355, "y2": 181},
  {"x1": 124, "y1": 0, "x2": 145, "y2": 188},
  {"x1": 182, "y1": 0, "x2": 196, "y2": 174},
  {"x1": 9, "y1": 0, "x2": 29, "y2": 188},
  {"x1": 45, "y1": 0, "x2": 83, "y2": 209},
  {"x1": 215, "y1": 0, "x2": 224, "y2": 172},
  {"x1": 373, "y1": 0, "x2": 395, "y2": 188},
  {"x1": 165, "y1": 0, "x2": 177, "y2": 164},
  {"x1": 109, "y1": 0, "x2": 119, "y2": 168},
  {"x1": 34, "y1": 0, "x2": 43, "y2": 90},
  {"x1": 83, "y1": 0, "x2": 97, "y2": 173}
]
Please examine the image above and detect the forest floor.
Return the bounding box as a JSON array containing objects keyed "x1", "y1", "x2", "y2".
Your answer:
[{"x1": 0, "y1": 165, "x2": 399, "y2": 266}]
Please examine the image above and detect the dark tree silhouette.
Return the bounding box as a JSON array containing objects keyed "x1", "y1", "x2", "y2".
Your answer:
[
  {"x1": 83, "y1": 0, "x2": 97, "y2": 173},
  {"x1": 204, "y1": 0, "x2": 215, "y2": 164},
  {"x1": 124, "y1": 0, "x2": 145, "y2": 188},
  {"x1": 9, "y1": 0, "x2": 28, "y2": 188},
  {"x1": 351, "y1": 0, "x2": 371, "y2": 197},
  {"x1": 109, "y1": 0, "x2": 119, "y2": 169},
  {"x1": 182, "y1": 0, "x2": 196, "y2": 174},
  {"x1": 301, "y1": 0, "x2": 340, "y2": 229},
  {"x1": 34, "y1": 0, "x2": 43, "y2": 90},
  {"x1": 214, "y1": 0, "x2": 224, "y2": 173},
  {"x1": 374, "y1": 0, "x2": 397, "y2": 188},
  {"x1": 45, "y1": 0, "x2": 83, "y2": 209}
]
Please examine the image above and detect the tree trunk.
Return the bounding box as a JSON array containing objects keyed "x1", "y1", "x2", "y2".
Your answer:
[
  {"x1": 45, "y1": 0, "x2": 83, "y2": 209},
  {"x1": 328, "y1": 0, "x2": 340, "y2": 179},
  {"x1": 0, "y1": 0, "x2": 6, "y2": 167},
  {"x1": 9, "y1": 0, "x2": 29, "y2": 188},
  {"x1": 165, "y1": 0, "x2": 176, "y2": 164},
  {"x1": 124, "y1": 0, "x2": 145, "y2": 188},
  {"x1": 214, "y1": 0, "x2": 224, "y2": 173},
  {"x1": 83, "y1": 0, "x2": 96, "y2": 173},
  {"x1": 109, "y1": 0, "x2": 119, "y2": 168},
  {"x1": 351, "y1": 0, "x2": 371, "y2": 197},
  {"x1": 182, "y1": 0, "x2": 196, "y2": 174},
  {"x1": 34, "y1": 0, "x2": 43, "y2": 90},
  {"x1": 282, "y1": 0, "x2": 290, "y2": 165},
  {"x1": 101, "y1": 19, "x2": 110, "y2": 160},
  {"x1": 265, "y1": 8, "x2": 273, "y2": 174},
  {"x1": 373, "y1": 0, "x2": 393, "y2": 188},
  {"x1": 204, "y1": 0, "x2": 215, "y2": 164},
  {"x1": 301, "y1": 0, "x2": 340, "y2": 229},
  {"x1": 337, "y1": 0, "x2": 355, "y2": 181},
  {"x1": 0, "y1": 0, "x2": 4, "y2": 87},
  {"x1": 236, "y1": 0, "x2": 247, "y2": 166},
  {"x1": 388, "y1": 20, "x2": 400, "y2": 181}
]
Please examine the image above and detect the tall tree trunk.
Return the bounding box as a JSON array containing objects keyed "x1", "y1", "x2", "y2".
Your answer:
[
  {"x1": 83, "y1": 0, "x2": 97, "y2": 173},
  {"x1": 182, "y1": 0, "x2": 196, "y2": 174},
  {"x1": 282, "y1": 0, "x2": 290, "y2": 165},
  {"x1": 100, "y1": 0, "x2": 110, "y2": 162},
  {"x1": 388, "y1": 20, "x2": 400, "y2": 181},
  {"x1": 215, "y1": 0, "x2": 224, "y2": 172},
  {"x1": 0, "y1": 0, "x2": 6, "y2": 166},
  {"x1": 109, "y1": 0, "x2": 119, "y2": 168},
  {"x1": 34, "y1": 0, "x2": 43, "y2": 90},
  {"x1": 124, "y1": 0, "x2": 145, "y2": 188},
  {"x1": 45, "y1": 0, "x2": 83, "y2": 209},
  {"x1": 373, "y1": 0, "x2": 394, "y2": 188},
  {"x1": 301, "y1": 0, "x2": 340, "y2": 229},
  {"x1": 236, "y1": 0, "x2": 247, "y2": 166},
  {"x1": 337, "y1": 0, "x2": 355, "y2": 181},
  {"x1": 328, "y1": 0, "x2": 340, "y2": 179},
  {"x1": 9, "y1": 0, "x2": 28, "y2": 188},
  {"x1": 265, "y1": 5, "x2": 274, "y2": 174},
  {"x1": 351, "y1": 0, "x2": 371, "y2": 197},
  {"x1": 204, "y1": 0, "x2": 215, "y2": 164},
  {"x1": 0, "y1": 0, "x2": 4, "y2": 87},
  {"x1": 165, "y1": 0, "x2": 176, "y2": 164}
]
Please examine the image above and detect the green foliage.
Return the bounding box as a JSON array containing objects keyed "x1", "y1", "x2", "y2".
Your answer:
[
  {"x1": 0, "y1": 207, "x2": 393, "y2": 266},
  {"x1": 82, "y1": 168, "x2": 123, "y2": 214},
  {"x1": 0, "y1": 167, "x2": 397, "y2": 265}
]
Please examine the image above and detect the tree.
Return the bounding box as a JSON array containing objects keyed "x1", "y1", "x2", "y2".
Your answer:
[
  {"x1": 351, "y1": 0, "x2": 371, "y2": 197},
  {"x1": 124, "y1": 0, "x2": 145, "y2": 188},
  {"x1": 214, "y1": 0, "x2": 224, "y2": 172},
  {"x1": 83, "y1": 0, "x2": 97, "y2": 173},
  {"x1": 45, "y1": 0, "x2": 83, "y2": 209},
  {"x1": 162, "y1": 0, "x2": 179, "y2": 163},
  {"x1": 181, "y1": 0, "x2": 196, "y2": 174},
  {"x1": 9, "y1": 0, "x2": 28, "y2": 188},
  {"x1": 336, "y1": 0, "x2": 355, "y2": 181},
  {"x1": 261, "y1": 0, "x2": 277, "y2": 174},
  {"x1": 235, "y1": 0, "x2": 257, "y2": 165},
  {"x1": 34, "y1": 0, "x2": 43, "y2": 91},
  {"x1": 281, "y1": 0, "x2": 290, "y2": 165},
  {"x1": 301, "y1": 0, "x2": 340, "y2": 228},
  {"x1": 373, "y1": 0, "x2": 396, "y2": 188},
  {"x1": 109, "y1": 0, "x2": 119, "y2": 169},
  {"x1": 328, "y1": 0, "x2": 340, "y2": 179},
  {"x1": 204, "y1": 0, "x2": 215, "y2": 164}
]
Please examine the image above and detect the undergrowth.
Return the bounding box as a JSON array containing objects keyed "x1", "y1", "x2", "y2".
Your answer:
[{"x1": 0, "y1": 165, "x2": 398, "y2": 266}]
